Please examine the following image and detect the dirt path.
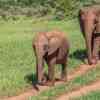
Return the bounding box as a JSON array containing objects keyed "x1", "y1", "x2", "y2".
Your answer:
[
  {"x1": 57, "y1": 80, "x2": 100, "y2": 100},
  {"x1": 2, "y1": 86, "x2": 49, "y2": 100},
  {"x1": 1, "y1": 64, "x2": 96, "y2": 100}
]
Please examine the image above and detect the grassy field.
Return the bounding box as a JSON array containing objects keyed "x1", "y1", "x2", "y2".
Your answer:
[
  {"x1": 0, "y1": 18, "x2": 85, "y2": 97},
  {"x1": 71, "y1": 90, "x2": 100, "y2": 100}
]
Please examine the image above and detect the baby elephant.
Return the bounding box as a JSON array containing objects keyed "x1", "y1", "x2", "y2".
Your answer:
[{"x1": 33, "y1": 30, "x2": 70, "y2": 86}]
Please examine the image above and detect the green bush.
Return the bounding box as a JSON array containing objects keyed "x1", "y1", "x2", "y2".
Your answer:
[{"x1": 0, "y1": 0, "x2": 100, "y2": 20}]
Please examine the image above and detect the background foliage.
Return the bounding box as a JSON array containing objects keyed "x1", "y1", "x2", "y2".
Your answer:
[{"x1": 0, "y1": 0, "x2": 100, "y2": 20}]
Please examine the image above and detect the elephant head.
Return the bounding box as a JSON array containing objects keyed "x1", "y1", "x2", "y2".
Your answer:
[
  {"x1": 33, "y1": 32, "x2": 61, "y2": 84},
  {"x1": 79, "y1": 7, "x2": 100, "y2": 64}
]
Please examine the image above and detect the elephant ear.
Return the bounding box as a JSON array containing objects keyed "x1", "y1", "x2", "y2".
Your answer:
[
  {"x1": 57, "y1": 39, "x2": 69, "y2": 59},
  {"x1": 48, "y1": 37, "x2": 60, "y2": 55}
]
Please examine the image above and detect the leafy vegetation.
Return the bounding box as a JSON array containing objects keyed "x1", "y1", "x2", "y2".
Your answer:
[{"x1": 0, "y1": 0, "x2": 100, "y2": 20}]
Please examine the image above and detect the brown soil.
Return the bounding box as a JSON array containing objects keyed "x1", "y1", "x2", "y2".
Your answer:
[
  {"x1": 2, "y1": 86, "x2": 49, "y2": 100},
  {"x1": 1, "y1": 64, "x2": 96, "y2": 100},
  {"x1": 57, "y1": 80, "x2": 100, "y2": 100}
]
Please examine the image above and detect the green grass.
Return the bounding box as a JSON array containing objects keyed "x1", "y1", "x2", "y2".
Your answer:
[
  {"x1": 0, "y1": 18, "x2": 85, "y2": 97},
  {"x1": 71, "y1": 90, "x2": 100, "y2": 100},
  {"x1": 29, "y1": 66, "x2": 100, "y2": 100}
]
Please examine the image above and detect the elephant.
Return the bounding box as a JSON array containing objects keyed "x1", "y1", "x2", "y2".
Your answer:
[
  {"x1": 92, "y1": 15, "x2": 100, "y2": 62},
  {"x1": 79, "y1": 5, "x2": 100, "y2": 64},
  {"x1": 33, "y1": 30, "x2": 70, "y2": 86}
]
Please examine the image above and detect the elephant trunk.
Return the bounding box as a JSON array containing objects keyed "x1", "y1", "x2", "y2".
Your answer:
[{"x1": 84, "y1": 20, "x2": 94, "y2": 64}]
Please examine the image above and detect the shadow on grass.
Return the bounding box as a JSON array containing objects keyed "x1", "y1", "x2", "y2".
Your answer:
[
  {"x1": 24, "y1": 73, "x2": 40, "y2": 91},
  {"x1": 24, "y1": 73, "x2": 49, "y2": 91},
  {"x1": 69, "y1": 49, "x2": 87, "y2": 63}
]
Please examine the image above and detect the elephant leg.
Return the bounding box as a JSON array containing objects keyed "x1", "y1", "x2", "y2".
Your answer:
[
  {"x1": 36, "y1": 64, "x2": 44, "y2": 84},
  {"x1": 36, "y1": 59, "x2": 46, "y2": 85},
  {"x1": 92, "y1": 36, "x2": 100, "y2": 64},
  {"x1": 47, "y1": 58, "x2": 56, "y2": 86},
  {"x1": 61, "y1": 61, "x2": 67, "y2": 82}
]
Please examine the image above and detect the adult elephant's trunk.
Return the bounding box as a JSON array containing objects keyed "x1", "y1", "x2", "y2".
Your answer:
[{"x1": 84, "y1": 19, "x2": 94, "y2": 64}]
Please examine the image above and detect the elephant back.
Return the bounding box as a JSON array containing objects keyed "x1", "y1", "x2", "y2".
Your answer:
[{"x1": 45, "y1": 30, "x2": 66, "y2": 40}]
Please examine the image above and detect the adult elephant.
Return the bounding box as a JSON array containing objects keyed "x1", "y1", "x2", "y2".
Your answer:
[
  {"x1": 79, "y1": 5, "x2": 100, "y2": 65},
  {"x1": 33, "y1": 30, "x2": 69, "y2": 86}
]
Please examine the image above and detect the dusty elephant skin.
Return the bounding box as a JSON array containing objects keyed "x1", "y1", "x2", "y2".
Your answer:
[
  {"x1": 32, "y1": 30, "x2": 70, "y2": 86},
  {"x1": 79, "y1": 5, "x2": 100, "y2": 65}
]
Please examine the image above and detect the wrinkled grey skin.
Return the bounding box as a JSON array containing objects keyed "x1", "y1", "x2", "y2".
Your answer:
[
  {"x1": 33, "y1": 31, "x2": 69, "y2": 85},
  {"x1": 79, "y1": 5, "x2": 100, "y2": 64},
  {"x1": 93, "y1": 15, "x2": 100, "y2": 63}
]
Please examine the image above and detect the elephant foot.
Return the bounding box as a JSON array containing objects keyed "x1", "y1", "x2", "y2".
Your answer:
[
  {"x1": 38, "y1": 81, "x2": 49, "y2": 86},
  {"x1": 38, "y1": 80, "x2": 55, "y2": 86},
  {"x1": 38, "y1": 76, "x2": 47, "y2": 86},
  {"x1": 61, "y1": 74, "x2": 67, "y2": 82},
  {"x1": 44, "y1": 80, "x2": 55, "y2": 86},
  {"x1": 89, "y1": 59, "x2": 97, "y2": 65},
  {"x1": 38, "y1": 80, "x2": 46, "y2": 86},
  {"x1": 60, "y1": 77, "x2": 67, "y2": 82}
]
